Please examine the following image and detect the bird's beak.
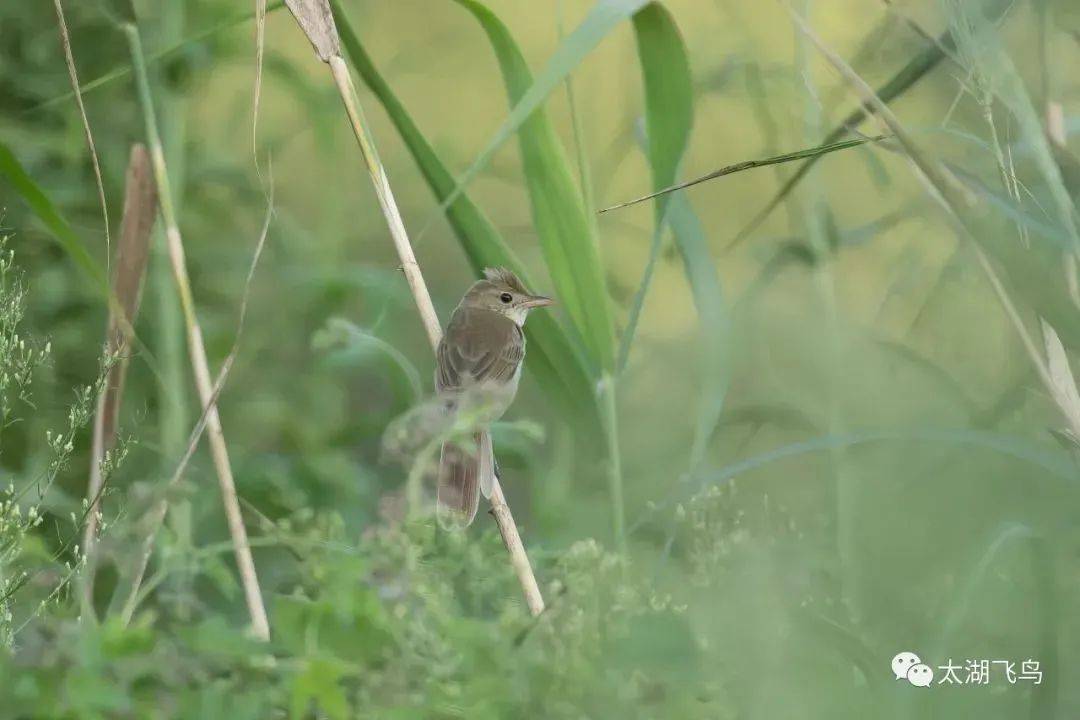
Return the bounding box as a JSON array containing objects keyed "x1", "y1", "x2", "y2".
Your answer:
[{"x1": 522, "y1": 294, "x2": 554, "y2": 309}]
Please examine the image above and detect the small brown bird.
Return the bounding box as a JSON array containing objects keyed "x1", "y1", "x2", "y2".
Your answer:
[{"x1": 435, "y1": 267, "x2": 554, "y2": 525}]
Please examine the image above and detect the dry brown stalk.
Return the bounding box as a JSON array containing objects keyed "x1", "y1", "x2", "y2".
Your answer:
[{"x1": 80, "y1": 144, "x2": 157, "y2": 617}]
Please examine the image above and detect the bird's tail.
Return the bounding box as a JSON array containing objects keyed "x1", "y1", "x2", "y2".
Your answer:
[{"x1": 436, "y1": 430, "x2": 495, "y2": 527}]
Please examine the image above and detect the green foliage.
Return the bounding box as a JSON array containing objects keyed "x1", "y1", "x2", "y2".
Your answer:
[
  {"x1": 332, "y1": 2, "x2": 599, "y2": 425},
  {"x1": 0, "y1": 519, "x2": 722, "y2": 718},
  {"x1": 0, "y1": 0, "x2": 1079, "y2": 717},
  {"x1": 0, "y1": 233, "x2": 117, "y2": 650},
  {"x1": 0, "y1": 143, "x2": 103, "y2": 288},
  {"x1": 455, "y1": 0, "x2": 616, "y2": 373},
  {"x1": 618, "y1": 1, "x2": 694, "y2": 369}
]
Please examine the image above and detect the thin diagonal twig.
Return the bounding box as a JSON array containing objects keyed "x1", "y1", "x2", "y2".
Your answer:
[
  {"x1": 52, "y1": 0, "x2": 110, "y2": 262},
  {"x1": 600, "y1": 135, "x2": 888, "y2": 213}
]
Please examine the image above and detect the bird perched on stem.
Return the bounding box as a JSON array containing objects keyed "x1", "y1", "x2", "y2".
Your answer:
[{"x1": 435, "y1": 267, "x2": 554, "y2": 526}]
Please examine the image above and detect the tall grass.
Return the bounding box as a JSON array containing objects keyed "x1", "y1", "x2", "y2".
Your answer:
[
  {"x1": 125, "y1": 21, "x2": 270, "y2": 639},
  {"x1": 0, "y1": 0, "x2": 1077, "y2": 716},
  {"x1": 285, "y1": 0, "x2": 547, "y2": 615}
]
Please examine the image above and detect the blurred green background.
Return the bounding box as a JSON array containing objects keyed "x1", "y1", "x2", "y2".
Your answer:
[{"x1": 1, "y1": 0, "x2": 1079, "y2": 717}]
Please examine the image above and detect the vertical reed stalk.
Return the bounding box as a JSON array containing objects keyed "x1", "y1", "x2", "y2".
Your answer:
[
  {"x1": 597, "y1": 375, "x2": 625, "y2": 553},
  {"x1": 154, "y1": 0, "x2": 196, "y2": 622},
  {"x1": 123, "y1": 22, "x2": 270, "y2": 640},
  {"x1": 793, "y1": 0, "x2": 862, "y2": 622},
  {"x1": 328, "y1": 55, "x2": 545, "y2": 616},
  {"x1": 283, "y1": 0, "x2": 544, "y2": 615},
  {"x1": 326, "y1": 58, "x2": 442, "y2": 349}
]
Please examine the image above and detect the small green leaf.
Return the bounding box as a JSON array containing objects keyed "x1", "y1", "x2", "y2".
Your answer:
[
  {"x1": 0, "y1": 141, "x2": 104, "y2": 287},
  {"x1": 291, "y1": 658, "x2": 349, "y2": 720},
  {"x1": 633, "y1": 3, "x2": 693, "y2": 216}
]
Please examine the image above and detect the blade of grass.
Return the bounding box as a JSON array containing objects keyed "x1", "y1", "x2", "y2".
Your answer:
[
  {"x1": 285, "y1": 0, "x2": 545, "y2": 617},
  {"x1": 632, "y1": 3, "x2": 691, "y2": 219},
  {"x1": 331, "y1": 1, "x2": 598, "y2": 426},
  {"x1": 729, "y1": 0, "x2": 1014, "y2": 250},
  {"x1": 454, "y1": 0, "x2": 616, "y2": 372},
  {"x1": 52, "y1": 0, "x2": 110, "y2": 264},
  {"x1": 795, "y1": 610, "x2": 888, "y2": 704},
  {"x1": 620, "y1": 4, "x2": 728, "y2": 523},
  {"x1": 600, "y1": 135, "x2": 886, "y2": 214},
  {"x1": 616, "y1": 2, "x2": 694, "y2": 370},
  {"x1": 615, "y1": 9, "x2": 729, "y2": 468},
  {"x1": 658, "y1": 429, "x2": 1078, "y2": 523},
  {"x1": 253, "y1": 0, "x2": 268, "y2": 178},
  {"x1": 0, "y1": 141, "x2": 104, "y2": 287},
  {"x1": 124, "y1": 21, "x2": 270, "y2": 640},
  {"x1": 667, "y1": 193, "x2": 729, "y2": 470},
  {"x1": 565, "y1": 0, "x2": 633, "y2": 557},
  {"x1": 151, "y1": 0, "x2": 193, "y2": 620},
  {"x1": 81, "y1": 144, "x2": 157, "y2": 619},
  {"x1": 555, "y1": 2, "x2": 629, "y2": 552},
  {"x1": 424, "y1": 0, "x2": 651, "y2": 242},
  {"x1": 314, "y1": 317, "x2": 423, "y2": 403},
  {"x1": 1041, "y1": 320, "x2": 1080, "y2": 435},
  {"x1": 556, "y1": 0, "x2": 597, "y2": 228}
]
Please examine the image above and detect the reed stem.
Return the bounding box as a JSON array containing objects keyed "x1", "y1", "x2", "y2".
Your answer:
[
  {"x1": 597, "y1": 374, "x2": 625, "y2": 554},
  {"x1": 325, "y1": 53, "x2": 546, "y2": 616},
  {"x1": 124, "y1": 22, "x2": 270, "y2": 640}
]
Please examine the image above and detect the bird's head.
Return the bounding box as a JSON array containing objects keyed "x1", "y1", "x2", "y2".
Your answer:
[{"x1": 462, "y1": 267, "x2": 554, "y2": 325}]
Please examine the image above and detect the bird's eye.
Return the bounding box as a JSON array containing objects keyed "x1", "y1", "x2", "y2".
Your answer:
[{"x1": 499, "y1": 292, "x2": 513, "y2": 303}]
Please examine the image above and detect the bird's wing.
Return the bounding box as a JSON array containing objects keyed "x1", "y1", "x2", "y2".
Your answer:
[{"x1": 436, "y1": 307, "x2": 524, "y2": 391}]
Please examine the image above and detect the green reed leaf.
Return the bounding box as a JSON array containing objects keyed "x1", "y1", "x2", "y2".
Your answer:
[
  {"x1": 618, "y1": 2, "x2": 694, "y2": 370},
  {"x1": 619, "y1": 3, "x2": 728, "y2": 468},
  {"x1": 455, "y1": 0, "x2": 616, "y2": 372},
  {"x1": 0, "y1": 141, "x2": 104, "y2": 287},
  {"x1": 431, "y1": 0, "x2": 651, "y2": 226}
]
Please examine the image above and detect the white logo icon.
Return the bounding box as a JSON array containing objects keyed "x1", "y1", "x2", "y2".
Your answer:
[
  {"x1": 907, "y1": 663, "x2": 934, "y2": 687},
  {"x1": 892, "y1": 651, "x2": 921, "y2": 680}
]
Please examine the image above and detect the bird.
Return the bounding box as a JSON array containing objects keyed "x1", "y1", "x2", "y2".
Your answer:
[{"x1": 434, "y1": 267, "x2": 554, "y2": 526}]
